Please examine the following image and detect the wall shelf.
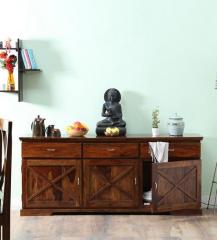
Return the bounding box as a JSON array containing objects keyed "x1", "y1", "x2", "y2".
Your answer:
[
  {"x1": 0, "y1": 39, "x2": 41, "y2": 102},
  {"x1": 0, "y1": 90, "x2": 19, "y2": 93},
  {"x1": 19, "y1": 69, "x2": 41, "y2": 73},
  {"x1": 0, "y1": 48, "x2": 18, "y2": 50}
]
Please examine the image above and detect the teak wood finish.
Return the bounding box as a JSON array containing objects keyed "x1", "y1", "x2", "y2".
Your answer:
[
  {"x1": 20, "y1": 135, "x2": 203, "y2": 216},
  {"x1": 152, "y1": 160, "x2": 201, "y2": 212},
  {"x1": 24, "y1": 159, "x2": 81, "y2": 208},
  {"x1": 84, "y1": 159, "x2": 139, "y2": 208},
  {"x1": 0, "y1": 119, "x2": 12, "y2": 240}
]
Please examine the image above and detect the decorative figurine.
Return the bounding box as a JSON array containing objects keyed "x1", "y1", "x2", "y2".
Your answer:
[
  {"x1": 96, "y1": 88, "x2": 126, "y2": 136},
  {"x1": 4, "y1": 37, "x2": 12, "y2": 53},
  {"x1": 4, "y1": 37, "x2": 12, "y2": 49}
]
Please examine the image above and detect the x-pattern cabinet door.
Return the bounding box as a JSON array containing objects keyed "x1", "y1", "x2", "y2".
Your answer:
[
  {"x1": 152, "y1": 160, "x2": 201, "y2": 212},
  {"x1": 83, "y1": 159, "x2": 139, "y2": 208},
  {"x1": 23, "y1": 159, "x2": 81, "y2": 208}
]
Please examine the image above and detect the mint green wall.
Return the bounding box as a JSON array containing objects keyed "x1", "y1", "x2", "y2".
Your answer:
[{"x1": 0, "y1": 0, "x2": 217, "y2": 208}]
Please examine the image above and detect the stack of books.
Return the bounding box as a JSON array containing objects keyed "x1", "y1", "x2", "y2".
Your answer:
[{"x1": 21, "y1": 49, "x2": 38, "y2": 70}]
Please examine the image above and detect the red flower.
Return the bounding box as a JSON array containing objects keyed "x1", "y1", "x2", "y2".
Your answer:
[
  {"x1": 6, "y1": 62, "x2": 13, "y2": 73},
  {"x1": 0, "y1": 51, "x2": 8, "y2": 59},
  {"x1": 0, "y1": 51, "x2": 17, "y2": 73},
  {"x1": 8, "y1": 55, "x2": 17, "y2": 66}
]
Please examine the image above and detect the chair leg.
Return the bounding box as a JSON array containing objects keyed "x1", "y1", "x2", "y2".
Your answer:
[
  {"x1": 3, "y1": 215, "x2": 10, "y2": 240},
  {"x1": 207, "y1": 162, "x2": 217, "y2": 209}
]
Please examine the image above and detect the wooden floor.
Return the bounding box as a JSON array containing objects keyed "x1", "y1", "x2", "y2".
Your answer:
[{"x1": 11, "y1": 210, "x2": 217, "y2": 240}]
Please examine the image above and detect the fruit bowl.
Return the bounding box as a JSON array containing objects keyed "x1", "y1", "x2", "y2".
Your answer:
[
  {"x1": 67, "y1": 129, "x2": 88, "y2": 137},
  {"x1": 66, "y1": 122, "x2": 89, "y2": 137}
]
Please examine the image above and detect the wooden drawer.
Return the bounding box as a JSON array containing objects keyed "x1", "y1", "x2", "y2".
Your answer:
[
  {"x1": 140, "y1": 142, "x2": 200, "y2": 160},
  {"x1": 83, "y1": 143, "x2": 139, "y2": 158},
  {"x1": 22, "y1": 142, "x2": 81, "y2": 158}
]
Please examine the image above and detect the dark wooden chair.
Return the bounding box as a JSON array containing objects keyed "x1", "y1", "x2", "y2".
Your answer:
[{"x1": 0, "y1": 119, "x2": 12, "y2": 240}]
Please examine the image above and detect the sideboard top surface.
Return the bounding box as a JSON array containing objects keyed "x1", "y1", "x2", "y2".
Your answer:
[{"x1": 20, "y1": 134, "x2": 203, "y2": 143}]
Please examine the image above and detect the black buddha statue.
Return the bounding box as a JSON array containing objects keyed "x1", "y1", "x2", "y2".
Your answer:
[{"x1": 96, "y1": 88, "x2": 126, "y2": 136}]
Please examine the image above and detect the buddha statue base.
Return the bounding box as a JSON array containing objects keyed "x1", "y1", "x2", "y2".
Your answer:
[{"x1": 96, "y1": 127, "x2": 126, "y2": 136}]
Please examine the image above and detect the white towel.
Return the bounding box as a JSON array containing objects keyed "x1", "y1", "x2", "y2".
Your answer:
[{"x1": 149, "y1": 142, "x2": 169, "y2": 163}]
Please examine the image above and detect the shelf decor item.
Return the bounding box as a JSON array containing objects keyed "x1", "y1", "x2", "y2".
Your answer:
[
  {"x1": 22, "y1": 49, "x2": 31, "y2": 69},
  {"x1": 0, "y1": 51, "x2": 17, "y2": 91},
  {"x1": 27, "y1": 49, "x2": 38, "y2": 69},
  {"x1": 21, "y1": 49, "x2": 38, "y2": 70},
  {"x1": 7, "y1": 71, "x2": 15, "y2": 90},
  {"x1": 152, "y1": 107, "x2": 160, "y2": 137},
  {"x1": 4, "y1": 37, "x2": 12, "y2": 50},
  {"x1": 168, "y1": 113, "x2": 185, "y2": 136}
]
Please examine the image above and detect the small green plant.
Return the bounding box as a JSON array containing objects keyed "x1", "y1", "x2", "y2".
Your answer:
[{"x1": 152, "y1": 108, "x2": 160, "y2": 128}]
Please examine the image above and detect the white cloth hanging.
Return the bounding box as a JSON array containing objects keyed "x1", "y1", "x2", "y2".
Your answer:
[{"x1": 149, "y1": 142, "x2": 169, "y2": 163}]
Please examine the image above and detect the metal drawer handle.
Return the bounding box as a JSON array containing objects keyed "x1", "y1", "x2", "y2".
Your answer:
[
  {"x1": 107, "y1": 148, "x2": 115, "y2": 152},
  {"x1": 144, "y1": 202, "x2": 150, "y2": 206},
  {"x1": 46, "y1": 148, "x2": 56, "y2": 152},
  {"x1": 77, "y1": 177, "x2": 80, "y2": 186},
  {"x1": 169, "y1": 148, "x2": 175, "y2": 152},
  {"x1": 155, "y1": 182, "x2": 158, "y2": 190}
]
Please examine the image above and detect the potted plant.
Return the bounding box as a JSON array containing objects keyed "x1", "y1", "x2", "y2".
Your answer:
[{"x1": 152, "y1": 108, "x2": 160, "y2": 136}]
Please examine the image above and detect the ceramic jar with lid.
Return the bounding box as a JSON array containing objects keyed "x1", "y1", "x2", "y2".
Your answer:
[{"x1": 168, "y1": 113, "x2": 185, "y2": 136}]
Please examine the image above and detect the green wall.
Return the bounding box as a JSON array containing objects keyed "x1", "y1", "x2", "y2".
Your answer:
[{"x1": 0, "y1": 0, "x2": 217, "y2": 208}]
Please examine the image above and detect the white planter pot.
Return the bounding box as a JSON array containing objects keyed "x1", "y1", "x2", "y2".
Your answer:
[{"x1": 152, "y1": 128, "x2": 160, "y2": 137}]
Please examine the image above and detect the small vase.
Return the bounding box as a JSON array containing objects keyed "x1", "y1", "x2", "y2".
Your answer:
[
  {"x1": 7, "y1": 71, "x2": 15, "y2": 91},
  {"x1": 152, "y1": 128, "x2": 160, "y2": 137}
]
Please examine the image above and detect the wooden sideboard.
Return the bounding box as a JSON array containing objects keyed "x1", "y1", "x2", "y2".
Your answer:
[{"x1": 20, "y1": 135, "x2": 203, "y2": 216}]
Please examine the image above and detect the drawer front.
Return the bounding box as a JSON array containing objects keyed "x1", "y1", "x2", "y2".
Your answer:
[
  {"x1": 140, "y1": 142, "x2": 201, "y2": 160},
  {"x1": 83, "y1": 143, "x2": 139, "y2": 158},
  {"x1": 22, "y1": 142, "x2": 81, "y2": 158}
]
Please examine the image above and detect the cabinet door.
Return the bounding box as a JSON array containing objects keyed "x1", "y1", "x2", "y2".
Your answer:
[
  {"x1": 152, "y1": 160, "x2": 201, "y2": 212},
  {"x1": 23, "y1": 159, "x2": 81, "y2": 208},
  {"x1": 84, "y1": 159, "x2": 139, "y2": 208}
]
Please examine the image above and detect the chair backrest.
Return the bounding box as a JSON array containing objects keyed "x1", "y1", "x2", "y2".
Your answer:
[{"x1": 0, "y1": 119, "x2": 12, "y2": 217}]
